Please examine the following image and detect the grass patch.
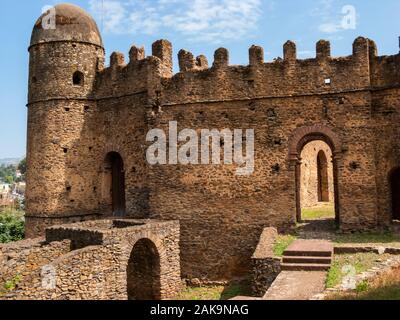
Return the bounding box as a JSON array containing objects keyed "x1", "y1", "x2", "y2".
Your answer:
[
  {"x1": 273, "y1": 235, "x2": 297, "y2": 257},
  {"x1": 326, "y1": 253, "x2": 391, "y2": 288},
  {"x1": 302, "y1": 204, "x2": 335, "y2": 221},
  {"x1": 329, "y1": 266, "x2": 400, "y2": 300},
  {"x1": 176, "y1": 281, "x2": 251, "y2": 301},
  {"x1": 334, "y1": 231, "x2": 400, "y2": 246}
]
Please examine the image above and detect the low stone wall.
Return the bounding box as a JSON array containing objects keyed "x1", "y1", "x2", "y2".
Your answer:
[
  {"x1": 2, "y1": 219, "x2": 182, "y2": 300},
  {"x1": 334, "y1": 245, "x2": 400, "y2": 255},
  {"x1": 251, "y1": 227, "x2": 281, "y2": 297},
  {"x1": 0, "y1": 238, "x2": 71, "y2": 288}
]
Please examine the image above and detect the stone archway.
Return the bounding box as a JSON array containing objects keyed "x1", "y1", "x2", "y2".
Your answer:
[
  {"x1": 288, "y1": 125, "x2": 342, "y2": 225},
  {"x1": 127, "y1": 238, "x2": 161, "y2": 300},
  {"x1": 390, "y1": 167, "x2": 400, "y2": 221}
]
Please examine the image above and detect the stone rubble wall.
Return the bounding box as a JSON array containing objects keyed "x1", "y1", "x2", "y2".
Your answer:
[
  {"x1": 2, "y1": 220, "x2": 181, "y2": 300},
  {"x1": 0, "y1": 238, "x2": 71, "y2": 289},
  {"x1": 251, "y1": 228, "x2": 281, "y2": 297},
  {"x1": 26, "y1": 30, "x2": 400, "y2": 282}
]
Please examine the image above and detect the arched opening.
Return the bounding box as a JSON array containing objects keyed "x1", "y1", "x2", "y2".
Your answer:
[
  {"x1": 317, "y1": 150, "x2": 330, "y2": 202},
  {"x1": 127, "y1": 239, "x2": 161, "y2": 300},
  {"x1": 390, "y1": 167, "x2": 400, "y2": 221},
  {"x1": 299, "y1": 141, "x2": 335, "y2": 222},
  {"x1": 104, "y1": 152, "x2": 126, "y2": 217},
  {"x1": 289, "y1": 125, "x2": 342, "y2": 226},
  {"x1": 72, "y1": 71, "x2": 84, "y2": 86}
]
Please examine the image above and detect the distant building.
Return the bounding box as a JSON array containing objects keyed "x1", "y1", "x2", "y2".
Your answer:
[
  {"x1": 0, "y1": 183, "x2": 11, "y2": 195},
  {"x1": 15, "y1": 182, "x2": 26, "y2": 196},
  {"x1": 16, "y1": 170, "x2": 22, "y2": 179}
]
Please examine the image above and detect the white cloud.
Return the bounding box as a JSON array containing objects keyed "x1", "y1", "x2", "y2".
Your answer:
[
  {"x1": 318, "y1": 22, "x2": 342, "y2": 34},
  {"x1": 89, "y1": 0, "x2": 262, "y2": 43},
  {"x1": 311, "y1": 0, "x2": 357, "y2": 34}
]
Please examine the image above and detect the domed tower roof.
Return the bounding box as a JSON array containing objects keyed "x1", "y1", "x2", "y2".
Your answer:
[{"x1": 30, "y1": 3, "x2": 103, "y2": 48}]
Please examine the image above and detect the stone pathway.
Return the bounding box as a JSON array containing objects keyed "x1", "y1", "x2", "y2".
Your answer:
[
  {"x1": 263, "y1": 240, "x2": 333, "y2": 300},
  {"x1": 263, "y1": 271, "x2": 327, "y2": 300}
]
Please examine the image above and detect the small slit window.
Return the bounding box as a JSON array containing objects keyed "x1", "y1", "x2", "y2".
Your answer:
[{"x1": 73, "y1": 71, "x2": 84, "y2": 86}]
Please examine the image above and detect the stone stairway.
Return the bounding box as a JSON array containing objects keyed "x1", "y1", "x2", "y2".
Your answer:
[
  {"x1": 281, "y1": 240, "x2": 333, "y2": 271},
  {"x1": 263, "y1": 240, "x2": 334, "y2": 300}
]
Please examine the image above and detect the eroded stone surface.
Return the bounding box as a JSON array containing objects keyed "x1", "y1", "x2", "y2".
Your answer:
[{"x1": 263, "y1": 271, "x2": 327, "y2": 300}]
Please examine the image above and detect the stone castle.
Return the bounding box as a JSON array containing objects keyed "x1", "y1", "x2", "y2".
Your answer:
[{"x1": 18, "y1": 2, "x2": 400, "y2": 292}]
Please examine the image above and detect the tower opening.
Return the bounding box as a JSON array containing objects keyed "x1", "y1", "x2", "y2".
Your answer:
[
  {"x1": 72, "y1": 71, "x2": 84, "y2": 86},
  {"x1": 127, "y1": 239, "x2": 161, "y2": 300},
  {"x1": 104, "y1": 152, "x2": 126, "y2": 217}
]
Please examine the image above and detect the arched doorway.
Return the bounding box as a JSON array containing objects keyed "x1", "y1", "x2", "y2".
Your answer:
[
  {"x1": 104, "y1": 152, "x2": 126, "y2": 217},
  {"x1": 390, "y1": 167, "x2": 400, "y2": 221},
  {"x1": 127, "y1": 239, "x2": 161, "y2": 300},
  {"x1": 317, "y1": 150, "x2": 330, "y2": 202},
  {"x1": 289, "y1": 125, "x2": 342, "y2": 225}
]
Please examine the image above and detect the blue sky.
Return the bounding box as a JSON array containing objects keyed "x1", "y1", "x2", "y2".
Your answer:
[{"x1": 0, "y1": 0, "x2": 399, "y2": 159}]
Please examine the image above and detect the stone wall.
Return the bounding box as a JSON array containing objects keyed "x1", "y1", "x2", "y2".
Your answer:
[
  {"x1": 251, "y1": 227, "x2": 281, "y2": 297},
  {"x1": 2, "y1": 220, "x2": 181, "y2": 300},
  {"x1": 0, "y1": 238, "x2": 71, "y2": 293},
  {"x1": 26, "y1": 28, "x2": 400, "y2": 282}
]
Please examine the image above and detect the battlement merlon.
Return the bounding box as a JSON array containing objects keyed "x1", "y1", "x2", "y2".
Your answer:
[{"x1": 93, "y1": 37, "x2": 400, "y2": 105}]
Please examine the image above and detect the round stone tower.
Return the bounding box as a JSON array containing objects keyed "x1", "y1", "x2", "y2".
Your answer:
[{"x1": 26, "y1": 3, "x2": 105, "y2": 237}]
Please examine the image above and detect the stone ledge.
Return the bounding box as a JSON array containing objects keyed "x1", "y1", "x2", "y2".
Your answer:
[
  {"x1": 334, "y1": 245, "x2": 400, "y2": 255},
  {"x1": 251, "y1": 227, "x2": 281, "y2": 297}
]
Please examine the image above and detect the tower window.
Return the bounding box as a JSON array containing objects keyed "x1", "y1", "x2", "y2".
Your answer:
[{"x1": 73, "y1": 71, "x2": 84, "y2": 86}]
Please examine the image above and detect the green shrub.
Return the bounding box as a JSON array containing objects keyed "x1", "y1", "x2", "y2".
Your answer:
[
  {"x1": 356, "y1": 280, "x2": 370, "y2": 293},
  {"x1": 0, "y1": 210, "x2": 25, "y2": 243},
  {"x1": 4, "y1": 274, "x2": 22, "y2": 291}
]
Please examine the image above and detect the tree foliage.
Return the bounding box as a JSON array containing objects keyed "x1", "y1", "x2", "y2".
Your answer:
[
  {"x1": 18, "y1": 158, "x2": 27, "y2": 175},
  {"x1": 0, "y1": 211, "x2": 24, "y2": 243}
]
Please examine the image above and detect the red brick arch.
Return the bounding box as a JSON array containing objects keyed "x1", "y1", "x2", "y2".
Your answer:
[{"x1": 288, "y1": 124, "x2": 342, "y2": 161}]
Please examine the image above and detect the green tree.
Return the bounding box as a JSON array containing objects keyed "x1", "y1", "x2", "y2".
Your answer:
[
  {"x1": 4, "y1": 175, "x2": 13, "y2": 185},
  {"x1": 18, "y1": 158, "x2": 27, "y2": 175},
  {"x1": 0, "y1": 211, "x2": 25, "y2": 243}
]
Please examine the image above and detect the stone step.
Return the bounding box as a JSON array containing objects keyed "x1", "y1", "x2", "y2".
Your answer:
[
  {"x1": 282, "y1": 255, "x2": 332, "y2": 264},
  {"x1": 283, "y1": 240, "x2": 334, "y2": 257},
  {"x1": 281, "y1": 263, "x2": 331, "y2": 271},
  {"x1": 284, "y1": 250, "x2": 332, "y2": 257}
]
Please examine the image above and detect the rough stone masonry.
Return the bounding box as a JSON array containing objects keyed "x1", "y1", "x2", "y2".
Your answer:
[{"x1": 24, "y1": 3, "x2": 400, "y2": 282}]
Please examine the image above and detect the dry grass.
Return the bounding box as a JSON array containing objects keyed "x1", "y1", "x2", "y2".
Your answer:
[
  {"x1": 329, "y1": 266, "x2": 400, "y2": 300},
  {"x1": 326, "y1": 253, "x2": 391, "y2": 288},
  {"x1": 302, "y1": 203, "x2": 335, "y2": 221},
  {"x1": 175, "y1": 281, "x2": 252, "y2": 300}
]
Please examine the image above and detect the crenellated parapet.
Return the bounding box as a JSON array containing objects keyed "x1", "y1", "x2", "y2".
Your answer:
[
  {"x1": 91, "y1": 37, "x2": 400, "y2": 105},
  {"x1": 178, "y1": 50, "x2": 209, "y2": 72}
]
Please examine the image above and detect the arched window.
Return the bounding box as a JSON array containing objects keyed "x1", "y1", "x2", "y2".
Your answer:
[{"x1": 72, "y1": 71, "x2": 84, "y2": 86}]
